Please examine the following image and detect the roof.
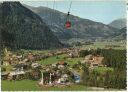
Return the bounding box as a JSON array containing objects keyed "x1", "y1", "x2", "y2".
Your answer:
[
  {"x1": 84, "y1": 55, "x2": 104, "y2": 64},
  {"x1": 1, "y1": 72, "x2": 9, "y2": 75},
  {"x1": 28, "y1": 54, "x2": 34, "y2": 60},
  {"x1": 93, "y1": 56, "x2": 104, "y2": 64},
  {"x1": 85, "y1": 55, "x2": 93, "y2": 60},
  {"x1": 14, "y1": 64, "x2": 26, "y2": 68},
  {"x1": 58, "y1": 61, "x2": 66, "y2": 65},
  {"x1": 9, "y1": 71, "x2": 25, "y2": 76}
]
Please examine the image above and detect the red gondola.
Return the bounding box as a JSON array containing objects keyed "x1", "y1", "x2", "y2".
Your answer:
[
  {"x1": 65, "y1": 2, "x2": 72, "y2": 29},
  {"x1": 65, "y1": 21, "x2": 71, "y2": 28}
]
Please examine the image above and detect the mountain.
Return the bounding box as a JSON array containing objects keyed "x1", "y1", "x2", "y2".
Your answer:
[
  {"x1": 0, "y1": 2, "x2": 63, "y2": 50},
  {"x1": 24, "y1": 5, "x2": 119, "y2": 42},
  {"x1": 112, "y1": 27, "x2": 126, "y2": 41},
  {"x1": 109, "y1": 18, "x2": 126, "y2": 29}
]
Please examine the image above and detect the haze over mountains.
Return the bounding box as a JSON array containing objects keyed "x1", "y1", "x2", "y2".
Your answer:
[
  {"x1": 0, "y1": 2, "x2": 63, "y2": 50},
  {"x1": 24, "y1": 5, "x2": 126, "y2": 43}
]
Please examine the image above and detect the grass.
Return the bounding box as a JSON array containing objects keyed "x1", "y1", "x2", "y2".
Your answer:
[
  {"x1": 2, "y1": 80, "x2": 88, "y2": 91},
  {"x1": 2, "y1": 80, "x2": 40, "y2": 91},
  {"x1": 39, "y1": 54, "x2": 84, "y2": 66},
  {"x1": 81, "y1": 41, "x2": 126, "y2": 50},
  {"x1": 39, "y1": 54, "x2": 67, "y2": 65},
  {"x1": 66, "y1": 57, "x2": 83, "y2": 66},
  {"x1": 94, "y1": 67, "x2": 114, "y2": 74},
  {"x1": 1, "y1": 80, "x2": 122, "y2": 91}
]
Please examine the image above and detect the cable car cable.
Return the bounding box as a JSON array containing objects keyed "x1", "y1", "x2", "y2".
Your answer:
[
  {"x1": 51, "y1": 0, "x2": 56, "y2": 27},
  {"x1": 68, "y1": 1, "x2": 72, "y2": 14}
]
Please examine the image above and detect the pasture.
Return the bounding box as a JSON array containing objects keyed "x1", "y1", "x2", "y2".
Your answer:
[{"x1": 2, "y1": 80, "x2": 88, "y2": 91}]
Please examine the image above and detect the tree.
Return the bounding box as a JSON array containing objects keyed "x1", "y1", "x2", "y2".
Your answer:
[{"x1": 81, "y1": 64, "x2": 89, "y2": 85}]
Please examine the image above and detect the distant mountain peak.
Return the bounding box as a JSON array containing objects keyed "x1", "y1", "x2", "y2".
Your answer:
[{"x1": 109, "y1": 18, "x2": 126, "y2": 29}]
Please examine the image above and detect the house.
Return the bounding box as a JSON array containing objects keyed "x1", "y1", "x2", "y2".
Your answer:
[
  {"x1": 14, "y1": 63, "x2": 29, "y2": 71},
  {"x1": 57, "y1": 74, "x2": 68, "y2": 84},
  {"x1": 82, "y1": 54, "x2": 104, "y2": 68},
  {"x1": 22, "y1": 58, "x2": 29, "y2": 62},
  {"x1": 71, "y1": 70, "x2": 81, "y2": 83},
  {"x1": 31, "y1": 63, "x2": 40, "y2": 68},
  {"x1": 57, "y1": 61, "x2": 68, "y2": 69},
  {"x1": 58, "y1": 61, "x2": 67, "y2": 66},
  {"x1": 1, "y1": 72, "x2": 9, "y2": 80},
  {"x1": 8, "y1": 70, "x2": 26, "y2": 80},
  {"x1": 47, "y1": 53, "x2": 54, "y2": 57},
  {"x1": 52, "y1": 63, "x2": 57, "y2": 67},
  {"x1": 81, "y1": 55, "x2": 93, "y2": 63},
  {"x1": 68, "y1": 52, "x2": 74, "y2": 58},
  {"x1": 55, "y1": 51, "x2": 63, "y2": 55},
  {"x1": 90, "y1": 56, "x2": 104, "y2": 68},
  {"x1": 68, "y1": 49, "x2": 80, "y2": 58},
  {"x1": 74, "y1": 74, "x2": 80, "y2": 83},
  {"x1": 16, "y1": 55, "x2": 22, "y2": 59},
  {"x1": 27, "y1": 53, "x2": 35, "y2": 62}
]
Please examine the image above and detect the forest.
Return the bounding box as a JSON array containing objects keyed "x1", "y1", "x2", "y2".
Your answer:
[{"x1": 80, "y1": 49, "x2": 126, "y2": 89}]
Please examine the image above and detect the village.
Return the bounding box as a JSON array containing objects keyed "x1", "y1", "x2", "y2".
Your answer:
[{"x1": 1, "y1": 47, "x2": 106, "y2": 87}]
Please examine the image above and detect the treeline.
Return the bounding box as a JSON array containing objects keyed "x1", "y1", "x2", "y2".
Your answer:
[{"x1": 80, "y1": 49, "x2": 126, "y2": 89}]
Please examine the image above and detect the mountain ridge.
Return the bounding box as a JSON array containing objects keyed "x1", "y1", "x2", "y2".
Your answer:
[
  {"x1": 0, "y1": 1, "x2": 63, "y2": 50},
  {"x1": 24, "y1": 4, "x2": 119, "y2": 42},
  {"x1": 109, "y1": 18, "x2": 126, "y2": 29}
]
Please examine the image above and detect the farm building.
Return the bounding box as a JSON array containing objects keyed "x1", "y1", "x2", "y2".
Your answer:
[{"x1": 82, "y1": 54, "x2": 104, "y2": 68}]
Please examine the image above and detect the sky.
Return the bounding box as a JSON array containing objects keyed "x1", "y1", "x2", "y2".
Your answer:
[{"x1": 2, "y1": 0, "x2": 126, "y2": 24}]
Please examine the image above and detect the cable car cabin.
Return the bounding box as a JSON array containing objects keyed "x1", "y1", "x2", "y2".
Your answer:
[{"x1": 65, "y1": 21, "x2": 71, "y2": 29}]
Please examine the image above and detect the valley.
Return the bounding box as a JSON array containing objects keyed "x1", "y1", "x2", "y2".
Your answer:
[
  {"x1": 1, "y1": 41, "x2": 126, "y2": 91},
  {"x1": 0, "y1": 1, "x2": 127, "y2": 91}
]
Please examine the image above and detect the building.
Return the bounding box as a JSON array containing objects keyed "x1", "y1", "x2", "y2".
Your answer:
[
  {"x1": 1, "y1": 72, "x2": 9, "y2": 80},
  {"x1": 8, "y1": 70, "x2": 26, "y2": 80},
  {"x1": 82, "y1": 54, "x2": 104, "y2": 68}
]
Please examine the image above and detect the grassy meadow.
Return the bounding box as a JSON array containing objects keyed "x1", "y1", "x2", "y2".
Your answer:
[
  {"x1": 2, "y1": 80, "x2": 88, "y2": 91},
  {"x1": 81, "y1": 41, "x2": 126, "y2": 50}
]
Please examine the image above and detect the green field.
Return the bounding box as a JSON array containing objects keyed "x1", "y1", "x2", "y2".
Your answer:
[
  {"x1": 2, "y1": 80, "x2": 88, "y2": 91},
  {"x1": 81, "y1": 41, "x2": 126, "y2": 50},
  {"x1": 2, "y1": 80, "x2": 120, "y2": 91},
  {"x1": 94, "y1": 67, "x2": 114, "y2": 74},
  {"x1": 39, "y1": 54, "x2": 67, "y2": 65},
  {"x1": 39, "y1": 54, "x2": 84, "y2": 66}
]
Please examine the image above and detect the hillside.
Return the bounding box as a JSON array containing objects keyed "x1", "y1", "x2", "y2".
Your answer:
[
  {"x1": 0, "y1": 2, "x2": 63, "y2": 50},
  {"x1": 112, "y1": 27, "x2": 126, "y2": 41},
  {"x1": 109, "y1": 18, "x2": 126, "y2": 29},
  {"x1": 24, "y1": 5, "x2": 119, "y2": 42}
]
